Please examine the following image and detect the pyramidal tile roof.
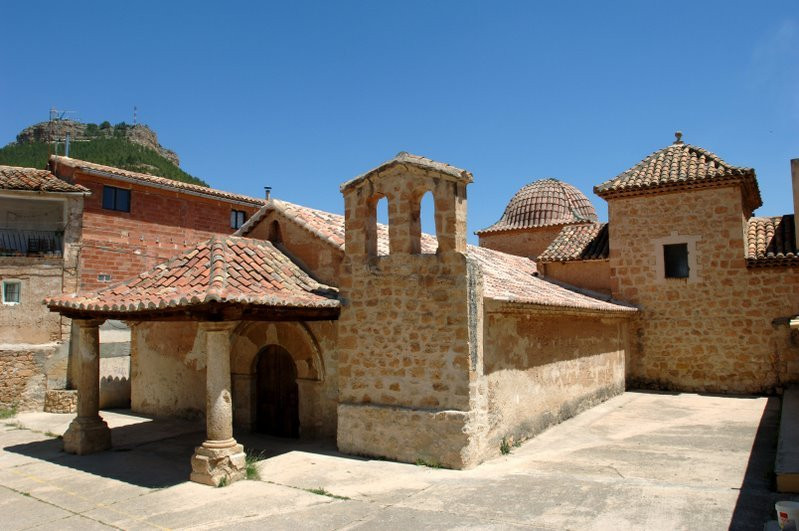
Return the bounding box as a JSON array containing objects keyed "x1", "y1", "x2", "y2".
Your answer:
[
  {"x1": 746, "y1": 214, "x2": 798, "y2": 267},
  {"x1": 46, "y1": 235, "x2": 339, "y2": 316},
  {"x1": 594, "y1": 137, "x2": 762, "y2": 211},
  {"x1": 477, "y1": 178, "x2": 598, "y2": 234},
  {"x1": 242, "y1": 200, "x2": 634, "y2": 313},
  {"x1": 0, "y1": 165, "x2": 89, "y2": 194},
  {"x1": 49, "y1": 156, "x2": 266, "y2": 206},
  {"x1": 538, "y1": 223, "x2": 609, "y2": 262}
]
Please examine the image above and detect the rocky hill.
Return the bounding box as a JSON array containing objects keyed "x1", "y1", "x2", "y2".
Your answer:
[
  {"x1": 15, "y1": 120, "x2": 179, "y2": 166},
  {"x1": 1, "y1": 119, "x2": 207, "y2": 186}
]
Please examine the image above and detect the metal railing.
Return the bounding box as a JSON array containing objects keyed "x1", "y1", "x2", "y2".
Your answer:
[{"x1": 0, "y1": 229, "x2": 64, "y2": 256}]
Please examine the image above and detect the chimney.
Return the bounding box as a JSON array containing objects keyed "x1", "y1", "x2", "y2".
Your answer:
[
  {"x1": 792, "y1": 159, "x2": 799, "y2": 250},
  {"x1": 264, "y1": 186, "x2": 272, "y2": 201}
]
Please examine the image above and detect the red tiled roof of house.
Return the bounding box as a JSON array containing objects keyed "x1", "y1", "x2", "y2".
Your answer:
[
  {"x1": 241, "y1": 200, "x2": 635, "y2": 313},
  {"x1": 477, "y1": 178, "x2": 598, "y2": 234},
  {"x1": 0, "y1": 165, "x2": 89, "y2": 194},
  {"x1": 538, "y1": 223, "x2": 609, "y2": 262},
  {"x1": 746, "y1": 214, "x2": 798, "y2": 267},
  {"x1": 46, "y1": 235, "x2": 339, "y2": 316},
  {"x1": 594, "y1": 138, "x2": 762, "y2": 211},
  {"x1": 466, "y1": 245, "x2": 634, "y2": 312},
  {"x1": 49, "y1": 156, "x2": 266, "y2": 206},
  {"x1": 340, "y1": 152, "x2": 473, "y2": 192}
]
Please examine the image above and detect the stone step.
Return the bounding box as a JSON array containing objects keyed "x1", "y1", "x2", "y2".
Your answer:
[{"x1": 777, "y1": 387, "x2": 799, "y2": 493}]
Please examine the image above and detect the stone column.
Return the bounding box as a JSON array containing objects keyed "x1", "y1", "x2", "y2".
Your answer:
[
  {"x1": 63, "y1": 318, "x2": 112, "y2": 454},
  {"x1": 190, "y1": 321, "x2": 246, "y2": 486}
]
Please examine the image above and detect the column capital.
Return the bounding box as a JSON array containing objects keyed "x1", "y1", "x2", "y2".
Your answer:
[
  {"x1": 74, "y1": 318, "x2": 106, "y2": 329},
  {"x1": 198, "y1": 321, "x2": 238, "y2": 333}
]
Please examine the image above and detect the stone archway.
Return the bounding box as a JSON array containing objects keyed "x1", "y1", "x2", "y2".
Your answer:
[{"x1": 230, "y1": 322, "x2": 325, "y2": 435}]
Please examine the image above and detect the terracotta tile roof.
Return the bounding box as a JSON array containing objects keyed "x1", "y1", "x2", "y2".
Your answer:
[
  {"x1": 477, "y1": 178, "x2": 598, "y2": 234},
  {"x1": 746, "y1": 215, "x2": 798, "y2": 267},
  {"x1": 243, "y1": 200, "x2": 634, "y2": 313},
  {"x1": 46, "y1": 235, "x2": 339, "y2": 316},
  {"x1": 467, "y1": 245, "x2": 634, "y2": 313},
  {"x1": 538, "y1": 223, "x2": 609, "y2": 262},
  {"x1": 340, "y1": 152, "x2": 473, "y2": 192},
  {"x1": 594, "y1": 139, "x2": 762, "y2": 211},
  {"x1": 49, "y1": 156, "x2": 266, "y2": 206},
  {"x1": 0, "y1": 165, "x2": 89, "y2": 194}
]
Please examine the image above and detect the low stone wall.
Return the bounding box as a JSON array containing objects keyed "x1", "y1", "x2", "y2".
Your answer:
[
  {"x1": 0, "y1": 344, "x2": 58, "y2": 411},
  {"x1": 481, "y1": 303, "x2": 630, "y2": 453},
  {"x1": 44, "y1": 389, "x2": 77, "y2": 413},
  {"x1": 337, "y1": 403, "x2": 480, "y2": 469}
]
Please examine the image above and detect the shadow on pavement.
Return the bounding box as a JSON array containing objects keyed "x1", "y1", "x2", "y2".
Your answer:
[
  {"x1": 4, "y1": 415, "x2": 354, "y2": 489},
  {"x1": 729, "y1": 396, "x2": 798, "y2": 530},
  {"x1": 5, "y1": 416, "x2": 204, "y2": 488}
]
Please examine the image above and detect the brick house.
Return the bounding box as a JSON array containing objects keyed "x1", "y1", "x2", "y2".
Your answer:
[
  {"x1": 48, "y1": 156, "x2": 265, "y2": 292},
  {"x1": 483, "y1": 134, "x2": 799, "y2": 394},
  {"x1": 47, "y1": 153, "x2": 637, "y2": 484}
]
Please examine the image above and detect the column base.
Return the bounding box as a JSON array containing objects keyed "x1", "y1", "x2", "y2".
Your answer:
[
  {"x1": 63, "y1": 416, "x2": 112, "y2": 455},
  {"x1": 190, "y1": 439, "x2": 246, "y2": 487}
]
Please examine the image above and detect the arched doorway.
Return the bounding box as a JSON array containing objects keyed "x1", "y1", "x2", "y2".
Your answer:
[{"x1": 255, "y1": 345, "x2": 299, "y2": 438}]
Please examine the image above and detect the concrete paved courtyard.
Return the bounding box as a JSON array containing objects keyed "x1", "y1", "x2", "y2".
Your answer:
[{"x1": 0, "y1": 391, "x2": 793, "y2": 530}]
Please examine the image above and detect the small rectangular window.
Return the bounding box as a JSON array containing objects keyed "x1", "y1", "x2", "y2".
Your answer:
[
  {"x1": 664, "y1": 243, "x2": 689, "y2": 278},
  {"x1": 231, "y1": 210, "x2": 246, "y2": 229},
  {"x1": 102, "y1": 186, "x2": 131, "y2": 212},
  {"x1": 2, "y1": 281, "x2": 21, "y2": 304}
]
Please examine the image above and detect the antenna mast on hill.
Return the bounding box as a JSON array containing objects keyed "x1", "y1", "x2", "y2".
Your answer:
[
  {"x1": 49, "y1": 107, "x2": 76, "y2": 121},
  {"x1": 133, "y1": 105, "x2": 138, "y2": 125},
  {"x1": 47, "y1": 106, "x2": 77, "y2": 159}
]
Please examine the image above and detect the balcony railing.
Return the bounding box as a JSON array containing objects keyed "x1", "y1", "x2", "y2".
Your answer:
[{"x1": 0, "y1": 229, "x2": 64, "y2": 256}]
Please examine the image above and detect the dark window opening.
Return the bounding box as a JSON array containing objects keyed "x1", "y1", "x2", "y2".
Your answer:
[
  {"x1": 231, "y1": 210, "x2": 246, "y2": 229},
  {"x1": 664, "y1": 243, "x2": 689, "y2": 278},
  {"x1": 102, "y1": 186, "x2": 131, "y2": 212},
  {"x1": 268, "y1": 220, "x2": 282, "y2": 244}
]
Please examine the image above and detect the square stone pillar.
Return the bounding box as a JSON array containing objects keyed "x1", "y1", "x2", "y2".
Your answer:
[
  {"x1": 63, "y1": 318, "x2": 112, "y2": 455},
  {"x1": 190, "y1": 321, "x2": 246, "y2": 486}
]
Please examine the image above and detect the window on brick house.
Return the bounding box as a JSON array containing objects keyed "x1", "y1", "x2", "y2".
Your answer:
[
  {"x1": 2, "y1": 280, "x2": 21, "y2": 305},
  {"x1": 231, "y1": 210, "x2": 246, "y2": 229},
  {"x1": 102, "y1": 186, "x2": 131, "y2": 212},
  {"x1": 663, "y1": 243, "x2": 689, "y2": 278}
]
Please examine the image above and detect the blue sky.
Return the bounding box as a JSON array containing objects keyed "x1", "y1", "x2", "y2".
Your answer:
[{"x1": 2, "y1": 1, "x2": 797, "y2": 242}]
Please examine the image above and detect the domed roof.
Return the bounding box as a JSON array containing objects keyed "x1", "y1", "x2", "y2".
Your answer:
[{"x1": 477, "y1": 178, "x2": 598, "y2": 234}]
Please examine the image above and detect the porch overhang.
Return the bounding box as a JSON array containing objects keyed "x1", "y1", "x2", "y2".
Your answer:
[{"x1": 50, "y1": 301, "x2": 340, "y2": 322}]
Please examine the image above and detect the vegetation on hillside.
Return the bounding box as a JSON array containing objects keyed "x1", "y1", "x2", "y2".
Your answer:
[{"x1": 0, "y1": 137, "x2": 207, "y2": 187}]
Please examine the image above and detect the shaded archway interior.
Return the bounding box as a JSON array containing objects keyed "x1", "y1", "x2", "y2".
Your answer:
[{"x1": 255, "y1": 344, "x2": 299, "y2": 438}]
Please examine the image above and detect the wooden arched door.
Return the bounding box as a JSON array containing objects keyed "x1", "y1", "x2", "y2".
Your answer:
[{"x1": 256, "y1": 345, "x2": 299, "y2": 438}]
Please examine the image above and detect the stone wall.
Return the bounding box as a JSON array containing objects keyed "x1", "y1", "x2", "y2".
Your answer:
[
  {"x1": 478, "y1": 225, "x2": 565, "y2": 259},
  {"x1": 481, "y1": 302, "x2": 628, "y2": 449},
  {"x1": 608, "y1": 185, "x2": 799, "y2": 393},
  {"x1": 540, "y1": 260, "x2": 612, "y2": 296},
  {"x1": 0, "y1": 259, "x2": 64, "y2": 343},
  {"x1": 131, "y1": 321, "x2": 206, "y2": 419},
  {"x1": 0, "y1": 344, "x2": 59, "y2": 411}
]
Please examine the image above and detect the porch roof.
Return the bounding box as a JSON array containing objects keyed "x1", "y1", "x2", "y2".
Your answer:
[{"x1": 46, "y1": 235, "x2": 340, "y2": 321}]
